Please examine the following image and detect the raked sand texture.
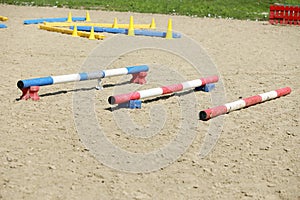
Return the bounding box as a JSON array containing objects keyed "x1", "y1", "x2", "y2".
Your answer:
[{"x1": 0, "y1": 4, "x2": 299, "y2": 200}]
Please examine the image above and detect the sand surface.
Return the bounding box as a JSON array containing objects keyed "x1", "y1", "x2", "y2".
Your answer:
[{"x1": 0, "y1": 4, "x2": 299, "y2": 199}]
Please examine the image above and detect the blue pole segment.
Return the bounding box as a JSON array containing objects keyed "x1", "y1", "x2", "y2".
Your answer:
[
  {"x1": 74, "y1": 26, "x2": 127, "y2": 34},
  {"x1": 79, "y1": 73, "x2": 89, "y2": 81},
  {"x1": 23, "y1": 17, "x2": 86, "y2": 24},
  {"x1": 17, "y1": 76, "x2": 54, "y2": 89},
  {"x1": 134, "y1": 29, "x2": 181, "y2": 38},
  {"x1": 126, "y1": 65, "x2": 149, "y2": 74},
  {"x1": 0, "y1": 24, "x2": 7, "y2": 28},
  {"x1": 102, "y1": 27, "x2": 126, "y2": 34}
]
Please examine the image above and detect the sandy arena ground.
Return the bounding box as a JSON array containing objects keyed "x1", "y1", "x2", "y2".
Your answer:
[{"x1": 0, "y1": 4, "x2": 299, "y2": 200}]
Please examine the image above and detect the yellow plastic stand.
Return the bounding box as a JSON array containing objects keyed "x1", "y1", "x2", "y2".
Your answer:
[
  {"x1": 165, "y1": 18, "x2": 173, "y2": 39},
  {"x1": 67, "y1": 12, "x2": 72, "y2": 22},
  {"x1": 86, "y1": 11, "x2": 91, "y2": 22},
  {"x1": 112, "y1": 18, "x2": 118, "y2": 28},
  {"x1": 127, "y1": 16, "x2": 135, "y2": 36},
  {"x1": 150, "y1": 18, "x2": 156, "y2": 29},
  {"x1": 72, "y1": 24, "x2": 78, "y2": 37},
  {"x1": 89, "y1": 26, "x2": 96, "y2": 40}
]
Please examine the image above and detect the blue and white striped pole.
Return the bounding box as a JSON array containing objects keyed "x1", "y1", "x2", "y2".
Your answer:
[{"x1": 17, "y1": 65, "x2": 149, "y2": 89}]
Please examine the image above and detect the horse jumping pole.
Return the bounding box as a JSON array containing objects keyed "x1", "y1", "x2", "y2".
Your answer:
[
  {"x1": 199, "y1": 87, "x2": 291, "y2": 120},
  {"x1": 39, "y1": 24, "x2": 106, "y2": 40},
  {"x1": 108, "y1": 75, "x2": 219, "y2": 105},
  {"x1": 23, "y1": 12, "x2": 88, "y2": 24},
  {"x1": 17, "y1": 65, "x2": 149, "y2": 101}
]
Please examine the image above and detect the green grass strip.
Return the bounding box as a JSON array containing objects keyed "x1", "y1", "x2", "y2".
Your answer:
[{"x1": 1, "y1": 0, "x2": 300, "y2": 20}]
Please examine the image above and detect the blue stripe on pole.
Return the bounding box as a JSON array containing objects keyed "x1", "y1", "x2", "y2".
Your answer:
[
  {"x1": 100, "y1": 71, "x2": 105, "y2": 78},
  {"x1": 75, "y1": 26, "x2": 181, "y2": 38},
  {"x1": 93, "y1": 27, "x2": 126, "y2": 34},
  {"x1": 0, "y1": 24, "x2": 7, "y2": 28},
  {"x1": 23, "y1": 17, "x2": 86, "y2": 25},
  {"x1": 79, "y1": 73, "x2": 89, "y2": 81},
  {"x1": 126, "y1": 65, "x2": 149, "y2": 74},
  {"x1": 21, "y1": 76, "x2": 54, "y2": 88},
  {"x1": 103, "y1": 27, "x2": 126, "y2": 34}
]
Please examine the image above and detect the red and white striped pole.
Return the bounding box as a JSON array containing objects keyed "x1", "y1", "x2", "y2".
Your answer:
[
  {"x1": 199, "y1": 87, "x2": 291, "y2": 120},
  {"x1": 108, "y1": 75, "x2": 219, "y2": 105}
]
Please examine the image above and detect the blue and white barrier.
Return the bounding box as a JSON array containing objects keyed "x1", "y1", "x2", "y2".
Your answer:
[
  {"x1": 23, "y1": 17, "x2": 86, "y2": 25},
  {"x1": 17, "y1": 65, "x2": 149, "y2": 89},
  {"x1": 72, "y1": 26, "x2": 181, "y2": 38}
]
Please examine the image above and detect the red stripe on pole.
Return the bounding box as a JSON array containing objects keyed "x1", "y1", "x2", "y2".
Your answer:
[
  {"x1": 275, "y1": 87, "x2": 291, "y2": 96},
  {"x1": 243, "y1": 95, "x2": 262, "y2": 107},
  {"x1": 109, "y1": 92, "x2": 140, "y2": 104},
  {"x1": 200, "y1": 75, "x2": 219, "y2": 85},
  {"x1": 200, "y1": 105, "x2": 227, "y2": 120},
  {"x1": 161, "y1": 83, "x2": 183, "y2": 94}
]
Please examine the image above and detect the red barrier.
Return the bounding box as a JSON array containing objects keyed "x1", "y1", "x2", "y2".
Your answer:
[{"x1": 269, "y1": 5, "x2": 300, "y2": 25}]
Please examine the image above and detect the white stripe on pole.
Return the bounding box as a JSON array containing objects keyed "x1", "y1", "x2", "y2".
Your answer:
[
  {"x1": 259, "y1": 91, "x2": 278, "y2": 101},
  {"x1": 52, "y1": 74, "x2": 81, "y2": 84},
  {"x1": 225, "y1": 99, "x2": 246, "y2": 112},
  {"x1": 103, "y1": 68, "x2": 128, "y2": 77},
  {"x1": 139, "y1": 88, "x2": 163, "y2": 99},
  {"x1": 182, "y1": 79, "x2": 203, "y2": 90}
]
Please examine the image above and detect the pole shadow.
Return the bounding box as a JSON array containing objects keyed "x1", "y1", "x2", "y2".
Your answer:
[{"x1": 15, "y1": 80, "x2": 132, "y2": 101}]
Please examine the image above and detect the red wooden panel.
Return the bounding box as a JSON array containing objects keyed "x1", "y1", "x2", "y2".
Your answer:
[
  {"x1": 274, "y1": 5, "x2": 283, "y2": 11},
  {"x1": 284, "y1": 6, "x2": 290, "y2": 24},
  {"x1": 290, "y1": 6, "x2": 299, "y2": 25},
  {"x1": 273, "y1": 5, "x2": 285, "y2": 24},
  {"x1": 269, "y1": 5, "x2": 276, "y2": 12},
  {"x1": 269, "y1": 5, "x2": 300, "y2": 26},
  {"x1": 297, "y1": 7, "x2": 300, "y2": 25},
  {"x1": 269, "y1": 5, "x2": 275, "y2": 24},
  {"x1": 278, "y1": 6, "x2": 285, "y2": 19}
]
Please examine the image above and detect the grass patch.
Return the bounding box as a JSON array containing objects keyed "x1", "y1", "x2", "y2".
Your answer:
[{"x1": 1, "y1": 0, "x2": 300, "y2": 20}]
